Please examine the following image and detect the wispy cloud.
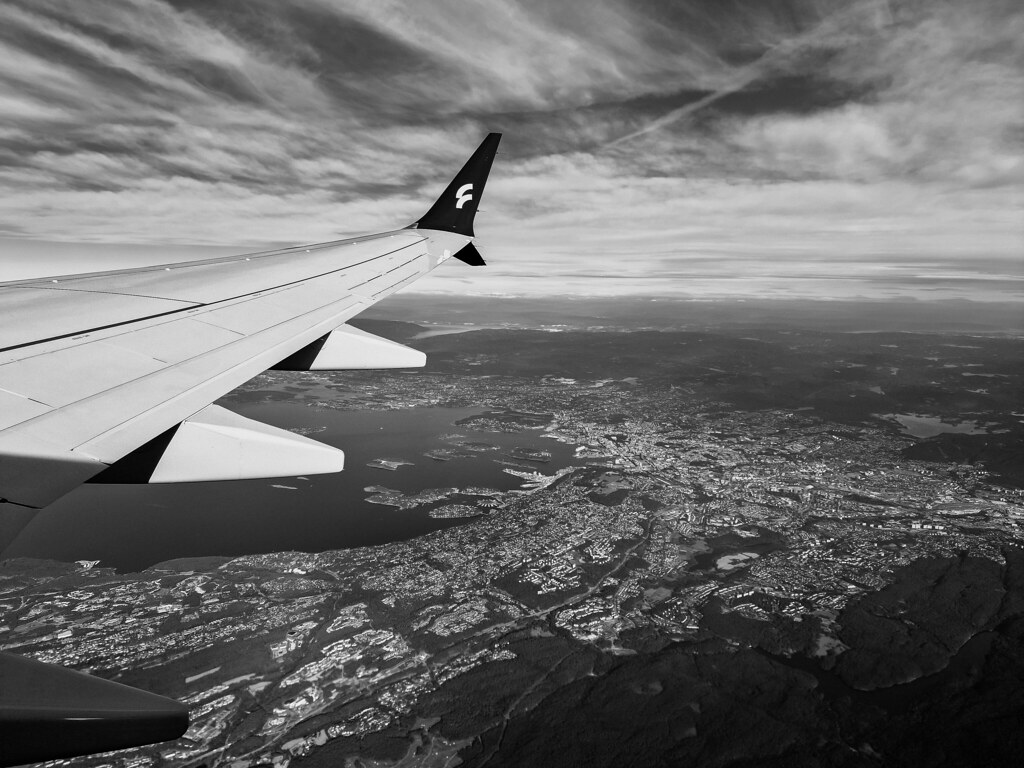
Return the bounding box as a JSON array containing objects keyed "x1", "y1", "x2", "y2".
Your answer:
[
  {"x1": 0, "y1": 0, "x2": 1019, "y2": 302},
  {"x1": 603, "y1": 0, "x2": 894, "y2": 148}
]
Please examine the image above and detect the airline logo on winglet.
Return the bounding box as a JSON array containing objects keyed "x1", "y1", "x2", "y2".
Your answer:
[{"x1": 455, "y1": 183, "x2": 473, "y2": 209}]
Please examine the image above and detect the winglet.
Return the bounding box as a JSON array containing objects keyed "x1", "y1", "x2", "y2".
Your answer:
[
  {"x1": 453, "y1": 242, "x2": 486, "y2": 266},
  {"x1": 413, "y1": 133, "x2": 501, "y2": 238}
]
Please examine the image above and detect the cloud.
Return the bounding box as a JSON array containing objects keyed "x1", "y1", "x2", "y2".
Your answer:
[
  {"x1": 717, "y1": 2, "x2": 1024, "y2": 189},
  {"x1": 0, "y1": 0, "x2": 1019, "y2": 303}
]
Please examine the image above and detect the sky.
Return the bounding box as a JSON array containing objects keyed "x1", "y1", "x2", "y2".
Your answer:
[{"x1": 0, "y1": 0, "x2": 1021, "y2": 301}]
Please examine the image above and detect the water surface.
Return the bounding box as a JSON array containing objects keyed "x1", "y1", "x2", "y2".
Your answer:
[
  {"x1": 6, "y1": 403, "x2": 577, "y2": 571},
  {"x1": 885, "y1": 413, "x2": 990, "y2": 438}
]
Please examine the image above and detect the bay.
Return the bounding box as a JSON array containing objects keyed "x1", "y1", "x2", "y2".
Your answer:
[{"x1": 4, "y1": 403, "x2": 578, "y2": 572}]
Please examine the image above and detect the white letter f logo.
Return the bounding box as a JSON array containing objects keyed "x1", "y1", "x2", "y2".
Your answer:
[{"x1": 455, "y1": 183, "x2": 473, "y2": 209}]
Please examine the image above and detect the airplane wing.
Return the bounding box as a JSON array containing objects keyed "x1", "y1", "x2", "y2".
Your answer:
[
  {"x1": 0, "y1": 132, "x2": 500, "y2": 511},
  {"x1": 0, "y1": 133, "x2": 500, "y2": 764}
]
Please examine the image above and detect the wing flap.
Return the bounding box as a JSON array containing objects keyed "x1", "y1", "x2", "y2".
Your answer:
[
  {"x1": 0, "y1": 389, "x2": 51, "y2": 432},
  {"x1": 4, "y1": 293, "x2": 365, "y2": 462},
  {"x1": 104, "y1": 319, "x2": 243, "y2": 365}
]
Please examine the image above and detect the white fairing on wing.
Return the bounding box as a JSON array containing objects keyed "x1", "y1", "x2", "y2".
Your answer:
[
  {"x1": 147, "y1": 405, "x2": 344, "y2": 483},
  {"x1": 312, "y1": 325, "x2": 426, "y2": 369}
]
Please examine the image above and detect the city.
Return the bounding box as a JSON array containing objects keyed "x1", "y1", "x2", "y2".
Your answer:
[{"x1": 1, "y1": 320, "x2": 1021, "y2": 766}]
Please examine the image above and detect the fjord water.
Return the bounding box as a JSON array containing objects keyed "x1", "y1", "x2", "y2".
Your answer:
[{"x1": 5, "y1": 403, "x2": 578, "y2": 572}]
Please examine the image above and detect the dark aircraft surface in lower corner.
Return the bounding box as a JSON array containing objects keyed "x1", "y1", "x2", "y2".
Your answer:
[
  {"x1": 0, "y1": 652, "x2": 189, "y2": 766},
  {"x1": 0, "y1": 133, "x2": 502, "y2": 763}
]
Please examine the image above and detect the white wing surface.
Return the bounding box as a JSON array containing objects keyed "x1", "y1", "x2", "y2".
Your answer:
[{"x1": 0, "y1": 133, "x2": 500, "y2": 510}]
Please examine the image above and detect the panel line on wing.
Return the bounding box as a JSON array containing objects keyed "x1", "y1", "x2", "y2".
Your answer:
[
  {"x1": 70, "y1": 298, "x2": 371, "y2": 458},
  {"x1": 23, "y1": 285, "x2": 200, "y2": 304},
  {"x1": 347, "y1": 255, "x2": 424, "y2": 292},
  {"x1": 0, "y1": 241, "x2": 425, "y2": 355},
  {"x1": 0, "y1": 306, "x2": 194, "y2": 356},
  {"x1": 372, "y1": 272, "x2": 421, "y2": 298},
  {"x1": 2, "y1": 292, "x2": 360, "y2": 417}
]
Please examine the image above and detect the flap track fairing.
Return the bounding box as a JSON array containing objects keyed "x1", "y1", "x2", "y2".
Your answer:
[
  {"x1": 272, "y1": 324, "x2": 426, "y2": 371},
  {"x1": 91, "y1": 405, "x2": 344, "y2": 484}
]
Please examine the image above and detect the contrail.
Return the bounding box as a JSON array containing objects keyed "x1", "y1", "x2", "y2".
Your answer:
[{"x1": 602, "y1": 0, "x2": 892, "y2": 149}]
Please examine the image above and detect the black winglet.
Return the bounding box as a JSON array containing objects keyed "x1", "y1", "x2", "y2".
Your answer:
[
  {"x1": 413, "y1": 133, "x2": 501, "y2": 237},
  {"x1": 454, "y1": 242, "x2": 486, "y2": 266}
]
